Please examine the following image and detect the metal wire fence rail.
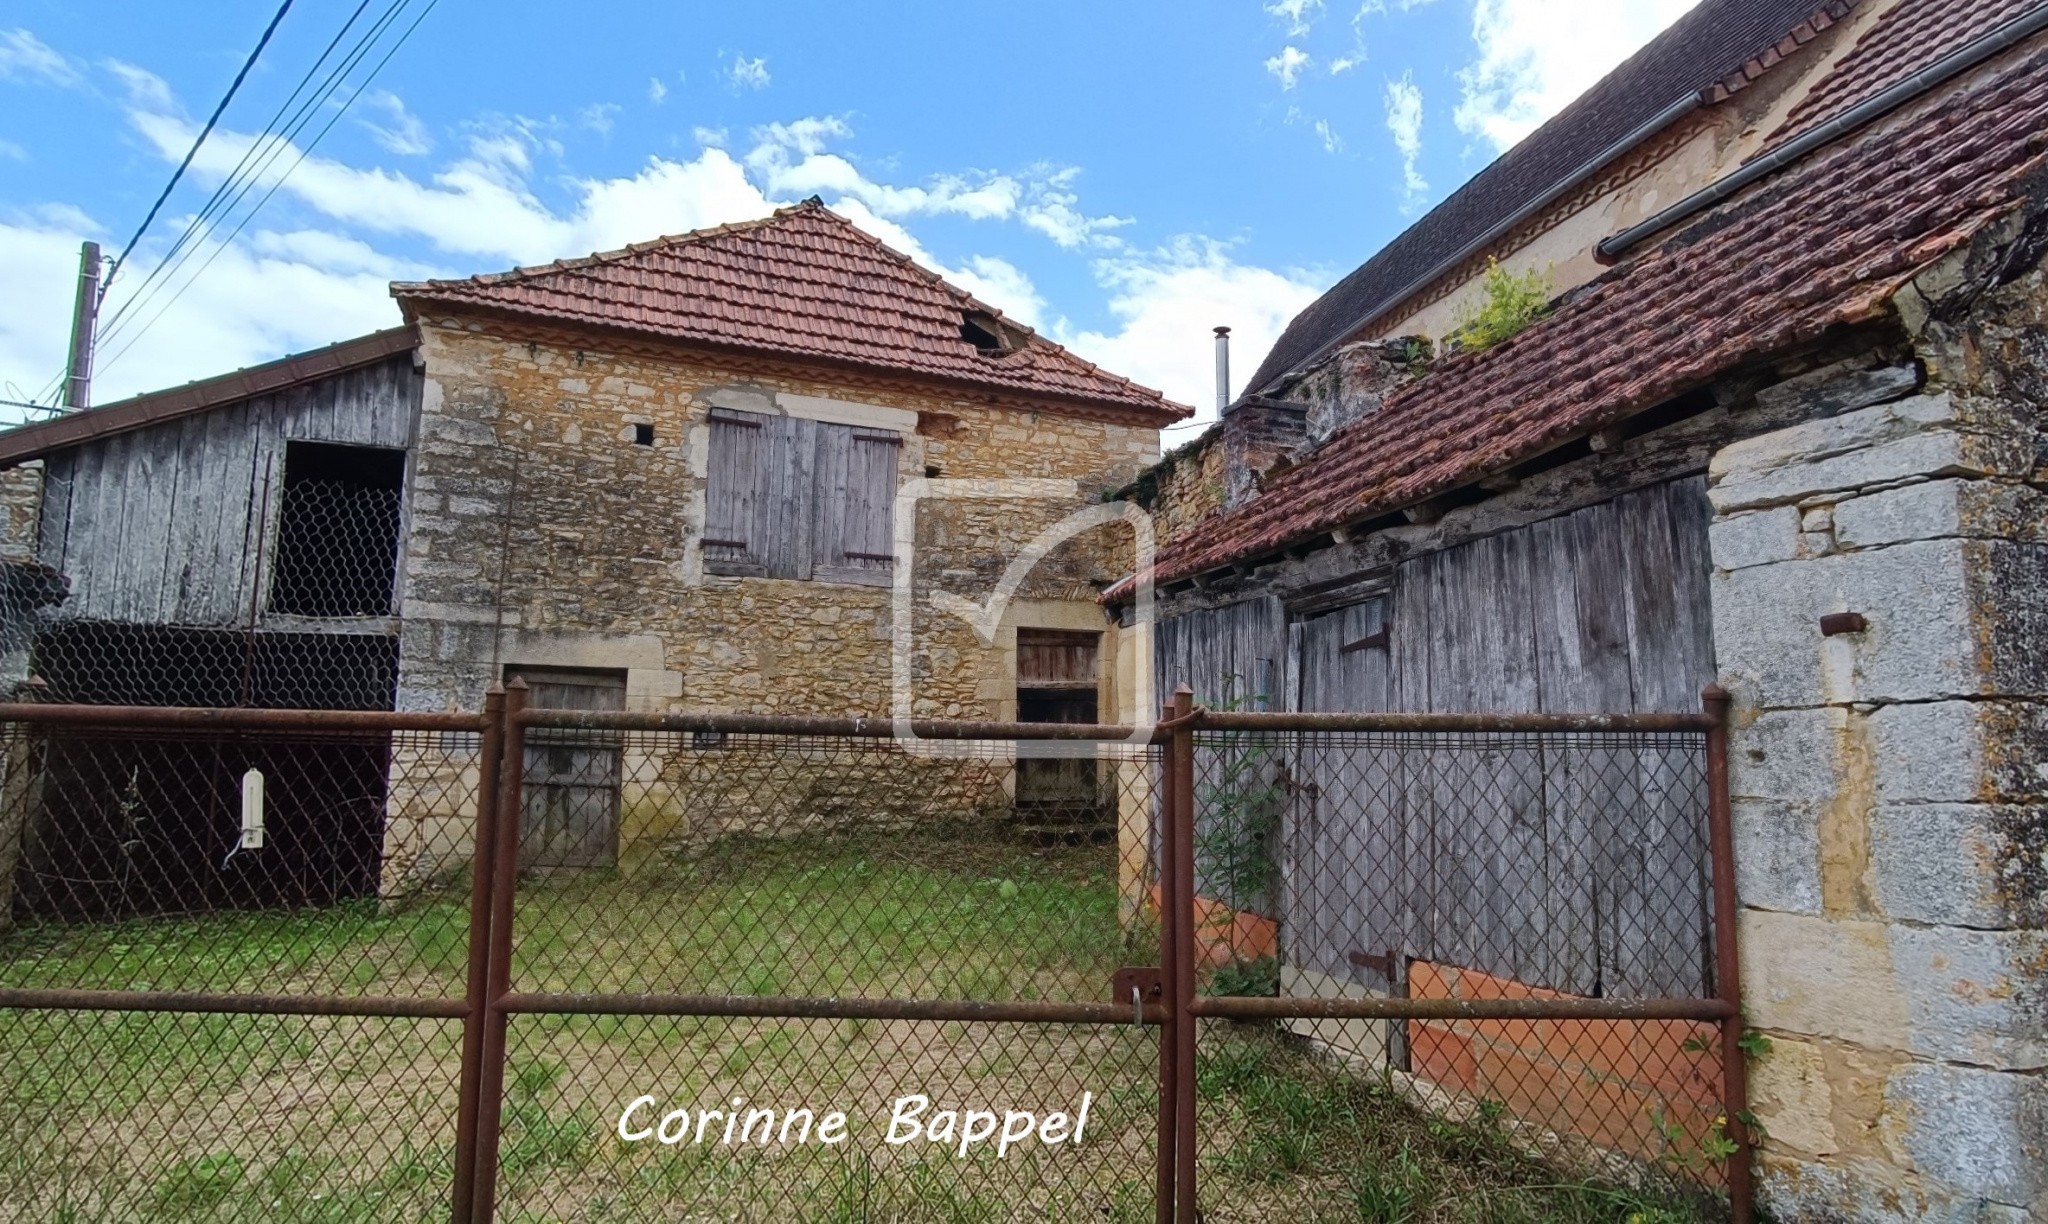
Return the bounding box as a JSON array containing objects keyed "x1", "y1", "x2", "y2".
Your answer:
[
  {"x1": 1159, "y1": 689, "x2": 1750, "y2": 1224},
  {"x1": 0, "y1": 685, "x2": 1748, "y2": 1223}
]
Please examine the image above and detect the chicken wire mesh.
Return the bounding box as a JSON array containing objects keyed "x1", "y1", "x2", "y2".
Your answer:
[
  {"x1": 9, "y1": 446, "x2": 404, "y2": 711},
  {"x1": 0, "y1": 722, "x2": 483, "y2": 1223},
  {"x1": 1184, "y1": 727, "x2": 1731, "y2": 1216},
  {"x1": 489, "y1": 727, "x2": 1168, "y2": 1219}
]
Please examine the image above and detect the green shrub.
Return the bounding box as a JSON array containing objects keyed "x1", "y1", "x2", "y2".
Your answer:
[{"x1": 1450, "y1": 258, "x2": 1552, "y2": 352}]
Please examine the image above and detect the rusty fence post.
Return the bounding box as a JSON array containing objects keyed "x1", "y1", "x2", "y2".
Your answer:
[
  {"x1": 468, "y1": 678, "x2": 528, "y2": 1224},
  {"x1": 1155, "y1": 698, "x2": 1179, "y2": 1224},
  {"x1": 1703, "y1": 684, "x2": 1754, "y2": 1224},
  {"x1": 1169, "y1": 685, "x2": 1198, "y2": 1223},
  {"x1": 451, "y1": 685, "x2": 505, "y2": 1224}
]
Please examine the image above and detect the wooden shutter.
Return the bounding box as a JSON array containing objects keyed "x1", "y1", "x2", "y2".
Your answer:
[
  {"x1": 812, "y1": 423, "x2": 900, "y2": 587},
  {"x1": 703, "y1": 408, "x2": 767, "y2": 576}
]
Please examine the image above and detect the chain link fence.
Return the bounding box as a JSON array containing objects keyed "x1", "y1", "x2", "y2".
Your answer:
[
  {"x1": 0, "y1": 713, "x2": 484, "y2": 1222},
  {"x1": 0, "y1": 698, "x2": 1747, "y2": 1222},
  {"x1": 1172, "y1": 709, "x2": 1743, "y2": 1222}
]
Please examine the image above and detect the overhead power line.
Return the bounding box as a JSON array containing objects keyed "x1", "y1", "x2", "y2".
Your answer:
[
  {"x1": 103, "y1": 0, "x2": 297, "y2": 293},
  {"x1": 94, "y1": 0, "x2": 440, "y2": 379}
]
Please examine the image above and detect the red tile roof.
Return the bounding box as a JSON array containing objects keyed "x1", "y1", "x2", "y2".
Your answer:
[
  {"x1": 1113, "y1": 41, "x2": 2048, "y2": 597},
  {"x1": 392, "y1": 200, "x2": 1189, "y2": 423},
  {"x1": 1766, "y1": 0, "x2": 2041, "y2": 148}
]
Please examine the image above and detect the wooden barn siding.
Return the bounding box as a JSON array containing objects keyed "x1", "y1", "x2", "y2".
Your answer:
[
  {"x1": 1164, "y1": 477, "x2": 1715, "y2": 997},
  {"x1": 35, "y1": 357, "x2": 419, "y2": 628}
]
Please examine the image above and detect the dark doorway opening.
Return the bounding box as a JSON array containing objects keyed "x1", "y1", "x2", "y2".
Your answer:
[
  {"x1": 268, "y1": 441, "x2": 406, "y2": 618},
  {"x1": 11, "y1": 729, "x2": 391, "y2": 922}
]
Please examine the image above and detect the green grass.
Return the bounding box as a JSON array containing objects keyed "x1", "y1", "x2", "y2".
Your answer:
[
  {"x1": 1195, "y1": 1025, "x2": 1720, "y2": 1223},
  {"x1": 2, "y1": 828, "x2": 1715, "y2": 1222}
]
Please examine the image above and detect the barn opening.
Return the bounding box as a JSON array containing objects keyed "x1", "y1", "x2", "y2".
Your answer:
[{"x1": 268, "y1": 440, "x2": 406, "y2": 618}]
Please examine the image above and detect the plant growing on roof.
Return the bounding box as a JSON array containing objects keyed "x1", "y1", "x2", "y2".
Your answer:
[{"x1": 1448, "y1": 258, "x2": 1553, "y2": 353}]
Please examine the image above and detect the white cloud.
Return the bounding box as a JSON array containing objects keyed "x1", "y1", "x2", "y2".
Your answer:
[
  {"x1": 1314, "y1": 119, "x2": 1343, "y2": 154},
  {"x1": 1058, "y1": 238, "x2": 1325, "y2": 428},
  {"x1": 0, "y1": 28, "x2": 76, "y2": 85},
  {"x1": 578, "y1": 102, "x2": 622, "y2": 137},
  {"x1": 1264, "y1": 0, "x2": 1325, "y2": 35},
  {"x1": 105, "y1": 59, "x2": 174, "y2": 110},
  {"x1": 1329, "y1": 55, "x2": 1361, "y2": 74},
  {"x1": 1265, "y1": 45, "x2": 1311, "y2": 90},
  {"x1": 120, "y1": 97, "x2": 772, "y2": 264},
  {"x1": 744, "y1": 120, "x2": 1127, "y2": 248},
  {"x1": 692, "y1": 125, "x2": 728, "y2": 147},
  {"x1": 647, "y1": 77, "x2": 668, "y2": 104},
  {"x1": 727, "y1": 54, "x2": 771, "y2": 91},
  {"x1": 0, "y1": 205, "x2": 421, "y2": 413},
  {"x1": 358, "y1": 90, "x2": 433, "y2": 156},
  {"x1": 0, "y1": 138, "x2": 24, "y2": 161},
  {"x1": 1383, "y1": 71, "x2": 1427, "y2": 211},
  {"x1": 1455, "y1": 0, "x2": 1701, "y2": 150},
  {"x1": 1, "y1": 61, "x2": 1324, "y2": 440}
]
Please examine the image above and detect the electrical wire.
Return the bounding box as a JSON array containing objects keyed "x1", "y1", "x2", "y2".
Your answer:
[
  {"x1": 102, "y1": 0, "x2": 297, "y2": 293},
  {"x1": 95, "y1": 0, "x2": 409, "y2": 354},
  {"x1": 95, "y1": 0, "x2": 381, "y2": 342},
  {"x1": 96, "y1": 0, "x2": 437, "y2": 376}
]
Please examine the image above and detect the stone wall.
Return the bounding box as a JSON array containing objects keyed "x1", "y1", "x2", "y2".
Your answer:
[
  {"x1": 382, "y1": 318, "x2": 1159, "y2": 882},
  {"x1": 1708, "y1": 233, "x2": 2048, "y2": 1220},
  {"x1": 0, "y1": 462, "x2": 40, "y2": 565}
]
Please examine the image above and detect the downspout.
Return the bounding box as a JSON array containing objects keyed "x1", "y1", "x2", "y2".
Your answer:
[
  {"x1": 1599, "y1": 2, "x2": 2048, "y2": 260},
  {"x1": 1258, "y1": 92, "x2": 1704, "y2": 397}
]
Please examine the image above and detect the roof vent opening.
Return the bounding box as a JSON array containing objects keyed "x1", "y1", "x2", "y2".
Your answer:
[{"x1": 960, "y1": 310, "x2": 1023, "y2": 357}]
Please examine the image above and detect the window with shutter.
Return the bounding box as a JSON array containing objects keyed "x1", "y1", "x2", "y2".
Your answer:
[
  {"x1": 702, "y1": 408, "x2": 900, "y2": 586},
  {"x1": 703, "y1": 408, "x2": 768, "y2": 577},
  {"x1": 814, "y1": 425, "x2": 900, "y2": 587}
]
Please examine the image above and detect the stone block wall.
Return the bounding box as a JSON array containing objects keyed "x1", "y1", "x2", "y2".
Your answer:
[
  {"x1": 385, "y1": 319, "x2": 1160, "y2": 876},
  {"x1": 1707, "y1": 249, "x2": 2048, "y2": 1220}
]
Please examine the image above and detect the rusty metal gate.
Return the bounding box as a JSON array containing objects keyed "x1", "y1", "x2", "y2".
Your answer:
[{"x1": 0, "y1": 685, "x2": 1749, "y2": 1222}]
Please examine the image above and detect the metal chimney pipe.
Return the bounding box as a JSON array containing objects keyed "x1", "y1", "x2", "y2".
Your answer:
[{"x1": 1213, "y1": 326, "x2": 1231, "y2": 414}]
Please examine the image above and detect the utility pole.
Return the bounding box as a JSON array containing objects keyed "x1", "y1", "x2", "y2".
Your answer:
[{"x1": 63, "y1": 240, "x2": 102, "y2": 411}]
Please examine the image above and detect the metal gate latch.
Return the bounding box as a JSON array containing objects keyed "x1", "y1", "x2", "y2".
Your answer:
[{"x1": 1112, "y1": 966, "x2": 1163, "y2": 1027}]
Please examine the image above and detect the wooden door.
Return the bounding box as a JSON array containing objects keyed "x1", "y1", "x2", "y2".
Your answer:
[
  {"x1": 1015, "y1": 631, "x2": 1102, "y2": 810},
  {"x1": 509, "y1": 668, "x2": 624, "y2": 870}
]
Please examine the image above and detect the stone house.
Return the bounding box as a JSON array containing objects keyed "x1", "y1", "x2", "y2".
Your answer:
[
  {"x1": 0, "y1": 200, "x2": 1186, "y2": 906},
  {"x1": 1105, "y1": 0, "x2": 2048, "y2": 1217}
]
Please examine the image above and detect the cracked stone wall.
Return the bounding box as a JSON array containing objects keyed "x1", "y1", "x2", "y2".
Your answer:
[
  {"x1": 380, "y1": 318, "x2": 1160, "y2": 886},
  {"x1": 1709, "y1": 237, "x2": 2048, "y2": 1221}
]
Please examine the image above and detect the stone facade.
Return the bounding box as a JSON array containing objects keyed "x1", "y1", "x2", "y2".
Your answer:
[
  {"x1": 378, "y1": 317, "x2": 1161, "y2": 886},
  {"x1": 1709, "y1": 234, "x2": 2048, "y2": 1221}
]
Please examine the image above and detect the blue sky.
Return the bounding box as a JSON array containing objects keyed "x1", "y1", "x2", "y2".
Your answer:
[{"x1": 0, "y1": 0, "x2": 1698, "y2": 440}]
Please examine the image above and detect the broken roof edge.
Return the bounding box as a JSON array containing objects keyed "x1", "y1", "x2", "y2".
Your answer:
[
  {"x1": 0, "y1": 325, "x2": 418, "y2": 469},
  {"x1": 403, "y1": 300, "x2": 1194, "y2": 427}
]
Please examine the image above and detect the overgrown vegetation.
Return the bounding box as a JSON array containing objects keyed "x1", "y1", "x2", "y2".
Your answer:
[
  {"x1": 1198, "y1": 1026, "x2": 1719, "y2": 1223},
  {"x1": 1449, "y1": 259, "x2": 1553, "y2": 353}
]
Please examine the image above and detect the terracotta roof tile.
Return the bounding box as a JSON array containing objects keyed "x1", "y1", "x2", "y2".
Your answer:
[
  {"x1": 1766, "y1": 0, "x2": 2041, "y2": 148},
  {"x1": 1114, "y1": 43, "x2": 2048, "y2": 596},
  {"x1": 392, "y1": 201, "x2": 1189, "y2": 421}
]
